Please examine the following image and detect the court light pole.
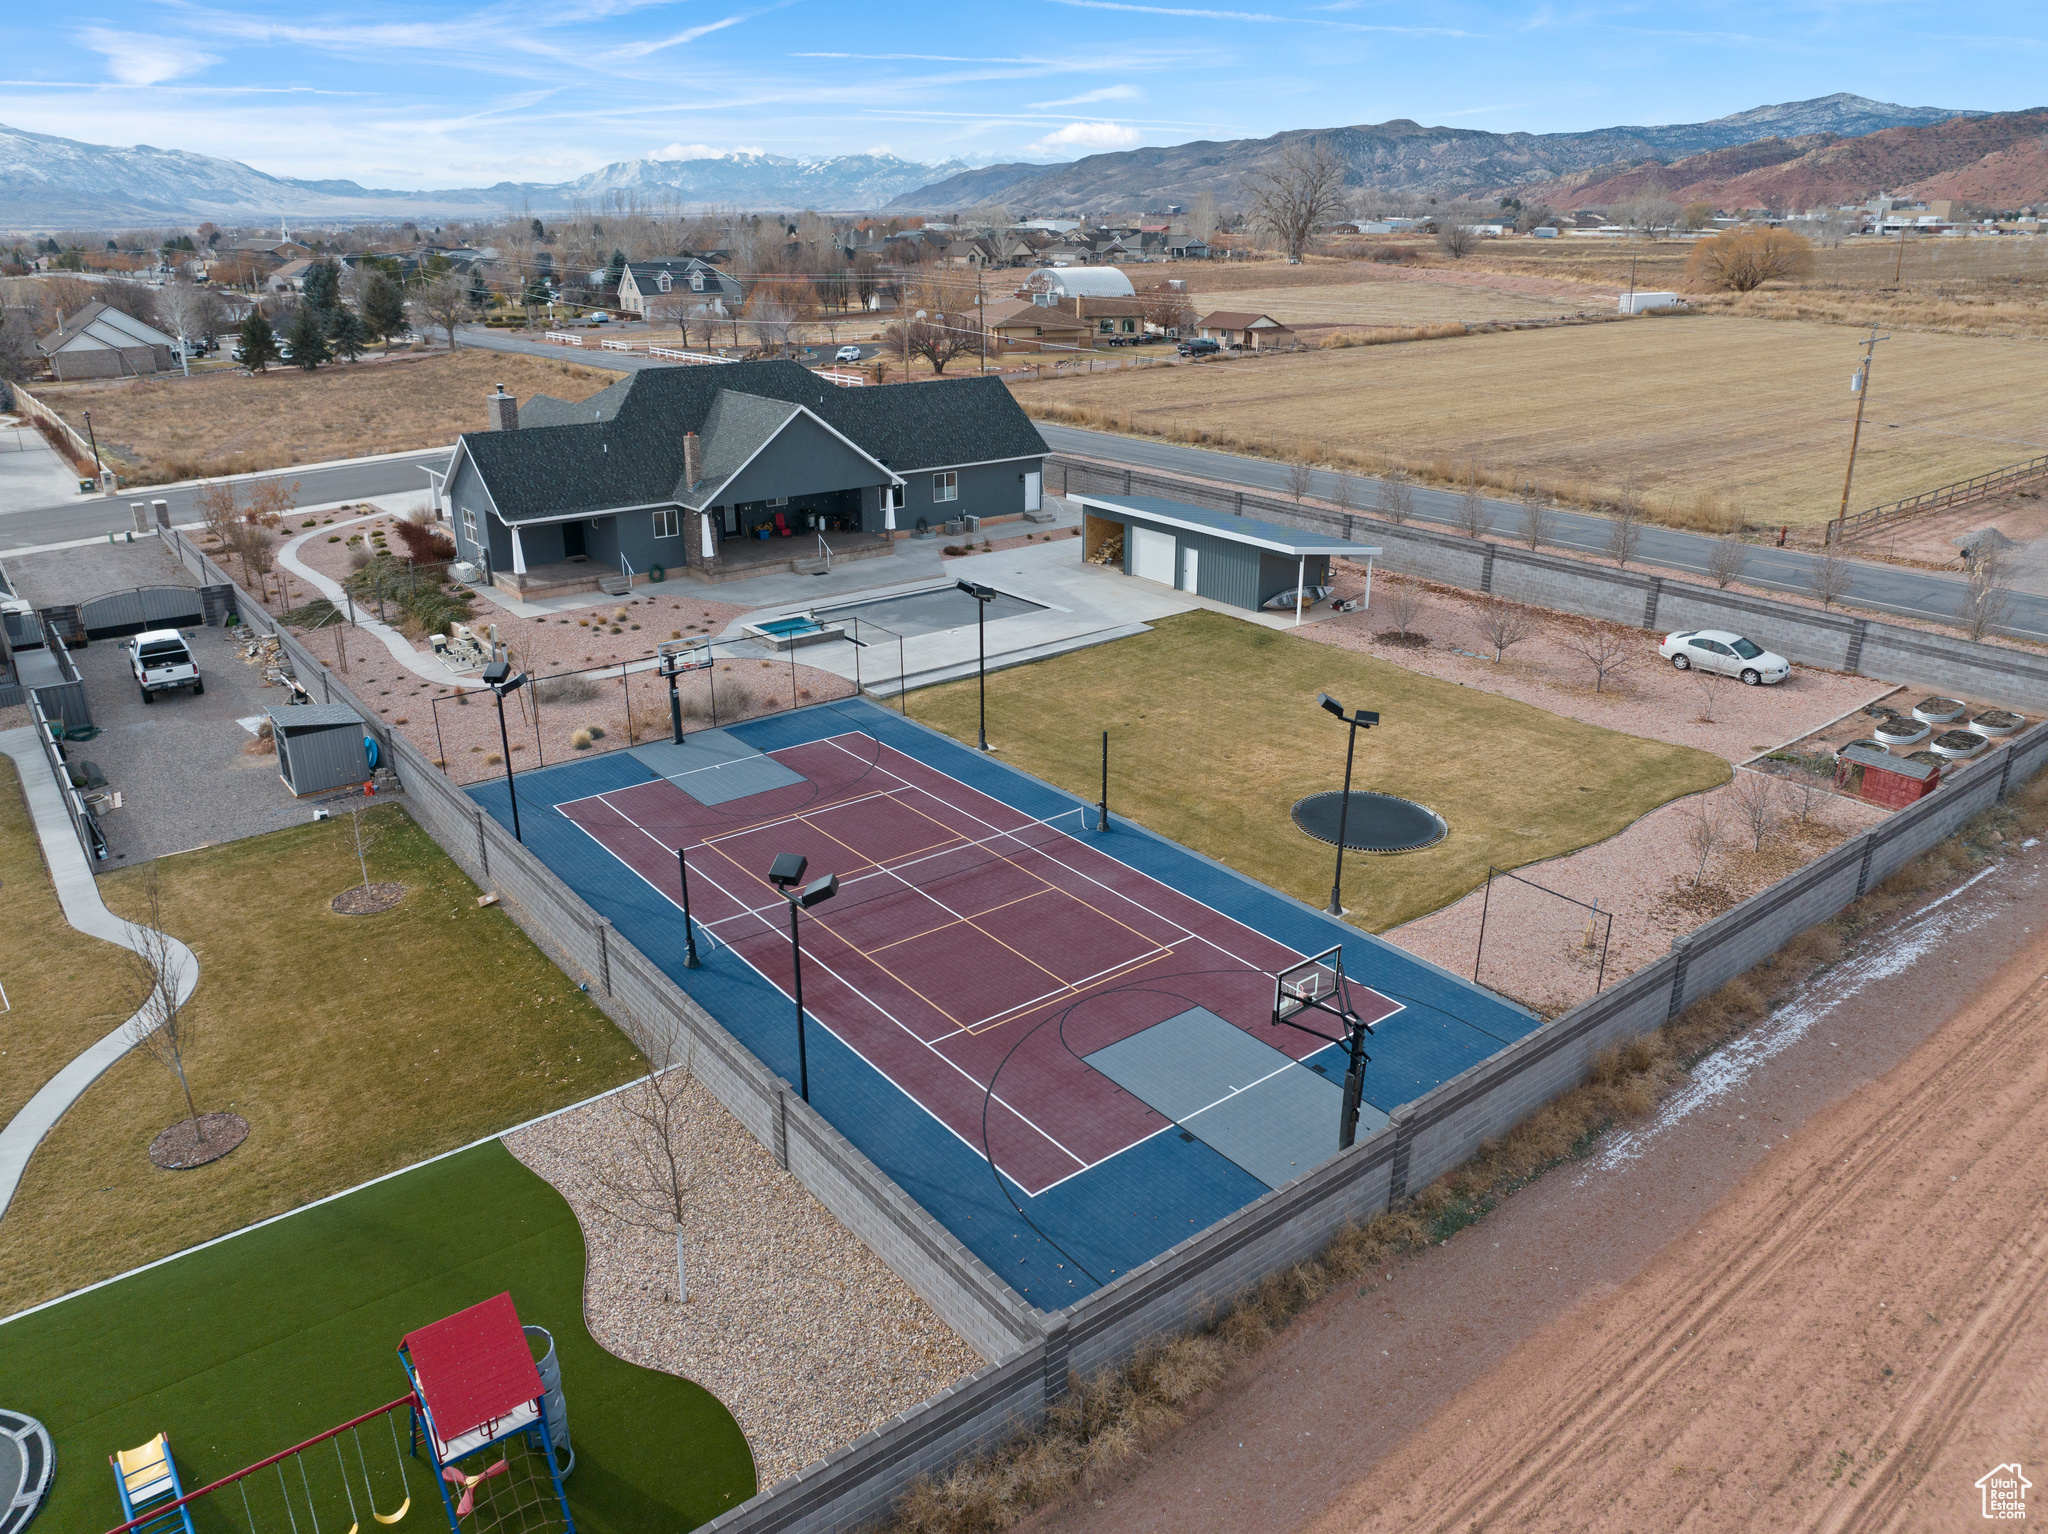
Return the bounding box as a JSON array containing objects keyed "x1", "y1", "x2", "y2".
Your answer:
[
  {"x1": 956, "y1": 580, "x2": 996, "y2": 750},
  {"x1": 675, "y1": 847, "x2": 701, "y2": 968},
  {"x1": 483, "y1": 660, "x2": 529, "y2": 843},
  {"x1": 768, "y1": 853, "x2": 838, "y2": 1102},
  {"x1": 1317, "y1": 693, "x2": 1379, "y2": 916}
]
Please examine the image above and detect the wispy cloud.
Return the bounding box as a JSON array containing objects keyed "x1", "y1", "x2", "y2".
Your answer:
[
  {"x1": 1042, "y1": 0, "x2": 1471, "y2": 32},
  {"x1": 78, "y1": 27, "x2": 221, "y2": 85},
  {"x1": 1028, "y1": 83, "x2": 1143, "y2": 108},
  {"x1": 1025, "y1": 120, "x2": 1145, "y2": 154}
]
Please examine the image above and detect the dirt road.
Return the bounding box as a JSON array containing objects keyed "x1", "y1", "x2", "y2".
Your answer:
[{"x1": 1029, "y1": 847, "x2": 2048, "y2": 1533}]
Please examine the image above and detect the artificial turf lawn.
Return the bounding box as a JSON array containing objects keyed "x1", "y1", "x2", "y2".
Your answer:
[
  {"x1": 0, "y1": 805, "x2": 645, "y2": 1311},
  {"x1": 0, "y1": 1139, "x2": 756, "y2": 1533},
  {"x1": 0, "y1": 752, "x2": 128, "y2": 1131},
  {"x1": 914, "y1": 609, "x2": 1731, "y2": 930}
]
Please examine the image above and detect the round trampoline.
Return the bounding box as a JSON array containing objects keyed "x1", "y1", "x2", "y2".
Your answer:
[{"x1": 1291, "y1": 790, "x2": 1447, "y2": 853}]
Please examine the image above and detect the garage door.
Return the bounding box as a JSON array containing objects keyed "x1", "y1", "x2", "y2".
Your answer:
[{"x1": 1130, "y1": 526, "x2": 1175, "y2": 585}]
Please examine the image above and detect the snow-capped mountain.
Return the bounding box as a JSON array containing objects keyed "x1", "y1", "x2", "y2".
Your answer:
[{"x1": 0, "y1": 123, "x2": 1034, "y2": 226}]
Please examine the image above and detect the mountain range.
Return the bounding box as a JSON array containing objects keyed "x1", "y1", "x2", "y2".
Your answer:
[
  {"x1": 0, "y1": 125, "x2": 1042, "y2": 227},
  {"x1": 890, "y1": 95, "x2": 1997, "y2": 212},
  {"x1": 2, "y1": 94, "x2": 2032, "y2": 230}
]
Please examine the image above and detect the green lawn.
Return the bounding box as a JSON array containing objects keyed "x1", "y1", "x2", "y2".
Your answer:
[
  {"x1": 913, "y1": 611, "x2": 1729, "y2": 929},
  {"x1": 0, "y1": 754, "x2": 130, "y2": 1130},
  {"x1": 0, "y1": 1140, "x2": 755, "y2": 1533},
  {"x1": 0, "y1": 806, "x2": 646, "y2": 1311}
]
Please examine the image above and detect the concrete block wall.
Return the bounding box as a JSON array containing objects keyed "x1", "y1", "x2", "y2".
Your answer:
[{"x1": 1050, "y1": 455, "x2": 2048, "y2": 709}]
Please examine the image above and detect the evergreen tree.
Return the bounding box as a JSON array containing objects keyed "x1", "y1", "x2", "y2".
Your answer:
[
  {"x1": 361, "y1": 273, "x2": 408, "y2": 340},
  {"x1": 606, "y1": 248, "x2": 627, "y2": 291},
  {"x1": 466, "y1": 269, "x2": 489, "y2": 312},
  {"x1": 301, "y1": 258, "x2": 343, "y2": 320},
  {"x1": 284, "y1": 304, "x2": 330, "y2": 369},
  {"x1": 235, "y1": 311, "x2": 280, "y2": 372},
  {"x1": 530, "y1": 217, "x2": 545, "y2": 239},
  {"x1": 523, "y1": 274, "x2": 552, "y2": 308},
  {"x1": 328, "y1": 306, "x2": 370, "y2": 361}
]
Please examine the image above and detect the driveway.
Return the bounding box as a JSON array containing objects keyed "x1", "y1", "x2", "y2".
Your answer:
[
  {"x1": 0, "y1": 414, "x2": 85, "y2": 515},
  {"x1": 69, "y1": 624, "x2": 331, "y2": 866}
]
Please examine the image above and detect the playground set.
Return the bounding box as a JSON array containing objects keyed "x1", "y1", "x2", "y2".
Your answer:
[{"x1": 100, "y1": 1295, "x2": 574, "y2": 1534}]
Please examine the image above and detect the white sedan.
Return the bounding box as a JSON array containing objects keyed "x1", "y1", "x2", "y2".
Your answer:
[{"x1": 1660, "y1": 629, "x2": 1790, "y2": 685}]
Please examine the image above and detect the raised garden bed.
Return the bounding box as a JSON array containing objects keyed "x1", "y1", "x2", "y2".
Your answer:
[
  {"x1": 1375, "y1": 631, "x2": 1429, "y2": 648},
  {"x1": 1931, "y1": 730, "x2": 1990, "y2": 759},
  {"x1": 1974, "y1": 710, "x2": 2025, "y2": 737},
  {"x1": 1912, "y1": 696, "x2": 1967, "y2": 725},
  {"x1": 1874, "y1": 718, "x2": 1930, "y2": 746}
]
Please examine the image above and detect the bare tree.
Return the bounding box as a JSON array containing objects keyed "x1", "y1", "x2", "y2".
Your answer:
[
  {"x1": 1374, "y1": 473, "x2": 1413, "y2": 525},
  {"x1": 1705, "y1": 536, "x2": 1747, "y2": 589},
  {"x1": 1959, "y1": 550, "x2": 2015, "y2": 641},
  {"x1": 1454, "y1": 473, "x2": 1489, "y2": 539},
  {"x1": 1244, "y1": 138, "x2": 1348, "y2": 261},
  {"x1": 1683, "y1": 795, "x2": 1726, "y2": 887},
  {"x1": 1472, "y1": 594, "x2": 1536, "y2": 661},
  {"x1": 1381, "y1": 578, "x2": 1425, "y2": 640},
  {"x1": 1607, "y1": 480, "x2": 1643, "y2": 568},
  {"x1": 1287, "y1": 459, "x2": 1315, "y2": 502},
  {"x1": 1808, "y1": 547, "x2": 1852, "y2": 609},
  {"x1": 1330, "y1": 472, "x2": 1358, "y2": 519},
  {"x1": 1559, "y1": 624, "x2": 1633, "y2": 693},
  {"x1": 1519, "y1": 483, "x2": 1553, "y2": 551},
  {"x1": 584, "y1": 1033, "x2": 699, "y2": 1303},
  {"x1": 1692, "y1": 668, "x2": 1722, "y2": 722},
  {"x1": 1731, "y1": 771, "x2": 1777, "y2": 852},
  {"x1": 1435, "y1": 223, "x2": 1479, "y2": 259},
  {"x1": 1781, "y1": 771, "x2": 1826, "y2": 826},
  {"x1": 418, "y1": 273, "x2": 469, "y2": 351},
  {"x1": 123, "y1": 875, "x2": 203, "y2": 1148},
  {"x1": 347, "y1": 804, "x2": 384, "y2": 893}
]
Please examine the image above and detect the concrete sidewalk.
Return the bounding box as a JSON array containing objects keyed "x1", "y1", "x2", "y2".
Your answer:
[
  {"x1": 0, "y1": 728, "x2": 200, "y2": 1220},
  {"x1": 0, "y1": 415, "x2": 85, "y2": 516}
]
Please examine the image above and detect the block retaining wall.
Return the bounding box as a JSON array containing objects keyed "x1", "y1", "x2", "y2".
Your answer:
[{"x1": 164, "y1": 523, "x2": 2048, "y2": 1533}]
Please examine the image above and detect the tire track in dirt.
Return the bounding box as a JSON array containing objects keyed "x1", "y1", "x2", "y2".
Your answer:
[{"x1": 1312, "y1": 920, "x2": 2048, "y2": 1532}]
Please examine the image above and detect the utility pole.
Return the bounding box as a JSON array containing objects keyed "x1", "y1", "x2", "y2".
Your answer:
[
  {"x1": 1892, "y1": 223, "x2": 1908, "y2": 287},
  {"x1": 1832, "y1": 322, "x2": 1889, "y2": 544}
]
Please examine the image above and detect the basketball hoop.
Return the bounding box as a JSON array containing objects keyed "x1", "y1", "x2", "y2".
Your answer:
[{"x1": 1271, "y1": 945, "x2": 1377, "y2": 1150}]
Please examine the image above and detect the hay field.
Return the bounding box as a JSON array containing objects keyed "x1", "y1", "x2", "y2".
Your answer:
[
  {"x1": 37, "y1": 350, "x2": 617, "y2": 484},
  {"x1": 1012, "y1": 313, "x2": 2048, "y2": 525},
  {"x1": 1177, "y1": 277, "x2": 1593, "y2": 330}
]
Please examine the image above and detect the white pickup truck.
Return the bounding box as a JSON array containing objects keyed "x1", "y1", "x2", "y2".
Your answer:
[{"x1": 128, "y1": 629, "x2": 204, "y2": 702}]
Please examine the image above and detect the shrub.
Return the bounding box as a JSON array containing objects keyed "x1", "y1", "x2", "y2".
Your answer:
[
  {"x1": 535, "y1": 674, "x2": 602, "y2": 706},
  {"x1": 1685, "y1": 227, "x2": 1815, "y2": 293},
  {"x1": 570, "y1": 728, "x2": 594, "y2": 750}
]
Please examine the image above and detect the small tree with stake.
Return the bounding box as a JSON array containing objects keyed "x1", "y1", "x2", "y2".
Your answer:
[
  {"x1": 1472, "y1": 593, "x2": 1536, "y2": 662},
  {"x1": 1706, "y1": 535, "x2": 1747, "y2": 589},
  {"x1": 1374, "y1": 473, "x2": 1413, "y2": 525},
  {"x1": 1287, "y1": 459, "x2": 1315, "y2": 502},
  {"x1": 1959, "y1": 549, "x2": 2014, "y2": 641},
  {"x1": 1684, "y1": 794, "x2": 1726, "y2": 887},
  {"x1": 1808, "y1": 547, "x2": 1852, "y2": 609},
  {"x1": 1560, "y1": 623, "x2": 1632, "y2": 693},
  {"x1": 1519, "y1": 481, "x2": 1553, "y2": 551},
  {"x1": 585, "y1": 1032, "x2": 699, "y2": 1304},
  {"x1": 123, "y1": 875, "x2": 221, "y2": 1164}
]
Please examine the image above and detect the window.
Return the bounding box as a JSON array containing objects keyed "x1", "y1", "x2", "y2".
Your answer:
[
  {"x1": 766, "y1": 496, "x2": 787, "y2": 507},
  {"x1": 690, "y1": 271, "x2": 704, "y2": 291},
  {"x1": 933, "y1": 472, "x2": 958, "y2": 502},
  {"x1": 460, "y1": 506, "x2": 478, "y2": 545},
  {"x1": 1730, "y1": 637, "x2": 1763, "y2": 659},
  {"x1": 656, "y1": 272, "x2": 671, "y2": 293},
  {"x1": 652, "y1": 508, "x2": 679, "y2": 539},
  {"x1": 890, "y1": 485, "x2": 904, "y2": 511}
]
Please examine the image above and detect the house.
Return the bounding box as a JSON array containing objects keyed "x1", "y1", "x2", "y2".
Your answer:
[
  {"x1": 266, "y1": 258, "x2": 317, "y2": 296},
  {"x1": 1197, "y1": 311, "x2": 1295, "y2": 350},
  {"x1": 616, "y1": 258, "x2": 744, "y2": 318},
  {"x1": 1165, "y1": 234, "x2": 1210, "y2": 259},
  {"x1": 938, "y1": 237, "x2": 997, "y2": 268},
  {"x1": 35, "y1": 301, "x2": 177, "y2": 380},
  {"x1": 981, "y1": 298, "x2": 1094, "y2": 352},
  {"x1": 441, "y1": 360, "x2": 1049, "y2": 596}
]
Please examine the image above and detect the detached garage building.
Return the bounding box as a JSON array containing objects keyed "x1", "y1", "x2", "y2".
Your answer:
[{"x1": 1076, "y1": 494, "x2": 1377, "y2": 614}]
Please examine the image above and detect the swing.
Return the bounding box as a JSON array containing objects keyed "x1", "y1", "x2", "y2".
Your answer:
[{"x1": 362, "y1": 1413, "x2": 414, "y2": 1524}]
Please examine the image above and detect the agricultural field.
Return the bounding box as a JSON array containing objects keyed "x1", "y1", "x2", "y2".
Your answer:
[
  {"x1": 33, "y1": 350, "x2": 616, "y2": 484},
  {"x1": 1011, "y1": 312, "x2": 2048, "y2": 525}
]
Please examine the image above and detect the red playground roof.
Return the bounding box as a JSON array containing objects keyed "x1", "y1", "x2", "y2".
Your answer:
[{"x1": 401, "y1": 1293, "x2": 544, "y2": 1440}]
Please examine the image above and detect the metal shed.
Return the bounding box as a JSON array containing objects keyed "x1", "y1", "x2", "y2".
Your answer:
[
  {"x1": 1075, "y1": 494, "x2": 1379, "y2": 618},
  {"x1": 268, "y1": 704, "x2": 372, "y2": 797}
]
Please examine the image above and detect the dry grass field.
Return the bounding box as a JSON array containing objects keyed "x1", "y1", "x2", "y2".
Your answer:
[
  {"x1": 1171, "y1": 277, "x2": 1593, "y2": 331},
  {"x1": 36, "y1": 350, "x2": 617, "y2": 484},
  {"x1": 1012, "y1": 312, "x2": 2048, "y2": 525}
]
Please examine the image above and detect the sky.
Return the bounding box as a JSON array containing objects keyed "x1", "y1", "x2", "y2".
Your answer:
[{"x1": 3, "y1": 0, "x2": 2043, "y2": 187}]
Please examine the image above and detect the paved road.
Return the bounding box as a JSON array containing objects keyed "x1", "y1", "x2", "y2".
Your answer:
[
  {"x1": 0, "y1": 449, "x2": 450, "y2": 552},
  {"x1": 1036, "y1": 423, "x2": 2040, "y2": 642}
]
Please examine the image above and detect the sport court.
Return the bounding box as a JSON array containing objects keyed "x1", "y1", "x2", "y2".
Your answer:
[{"x1": 470, "y1": 699, "x2": 1535, "y2": 1304}]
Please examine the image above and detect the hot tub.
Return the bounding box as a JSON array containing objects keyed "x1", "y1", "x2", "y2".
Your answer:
[{"x1": 742, "y1": 613, "x2": 847, "y2": 651}]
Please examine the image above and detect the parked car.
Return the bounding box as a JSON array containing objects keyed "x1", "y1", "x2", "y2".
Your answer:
[
  {"x1": 128, "y1": 629, "x2": 203, "y2": 702},
  {"x1": 834, "y1": 345, "x2": 863, "y2": 362},
  {"x1": 1660, "y1": 629, "x2": 1790, "y2": 686},
  {"x1": 1177, "y1": 337, "x2": 1221, "y2": 356}
]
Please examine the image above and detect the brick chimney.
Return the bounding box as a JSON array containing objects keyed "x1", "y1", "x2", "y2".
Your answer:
[
  {"x1": 683, "y1": 431, "x2": 702, "y2": 489},
  {"x1": 487, "y1": 385, "x2": 518, "y2": 431}
]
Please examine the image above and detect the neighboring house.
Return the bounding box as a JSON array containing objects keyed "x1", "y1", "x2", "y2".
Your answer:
[
  {"x1": 35, "y1": 301, "x2": 177, "y2": 380},
  {"x1": 442, "y1": 359, "x2": 1049, "y2": 596},
  {"x1": 230, "y1": 239, "x2": 311, "y2": 264},
  {"x1": 938, "y1": 238, "x2": 997, "y2": 268},
  {"x1": 266, "y1": 258, "x2": 316, "y2": 296},
  {"x1": 1165, "y1": 234, "x2": 1210, "y2": 259},
  {"x1": 616, "y1": 258, "x2": 744, "y2": 318},
  {"x1": 1197, "y1": 311, "x2": 1295, "y2": 350},
  {"x1": 981, "y1": 298, "x2": 1094, "y2": 352},
  {"x1": 1039, "y1": 241, "x2": 1095, "y2": 265}
]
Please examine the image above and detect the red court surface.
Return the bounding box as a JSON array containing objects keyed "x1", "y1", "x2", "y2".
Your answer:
[{"x1": 556, "y1": 732, "x2": 1400, "y2": 1195}]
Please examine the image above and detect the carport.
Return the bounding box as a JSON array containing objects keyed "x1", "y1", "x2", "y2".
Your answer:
[{"x1": 1074, "y1": 494, "x2": 1378, "y2": 620}]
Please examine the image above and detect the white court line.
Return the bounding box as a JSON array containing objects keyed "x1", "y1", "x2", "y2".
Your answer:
[
  {"x1": 1179, "y1": 1059, "x2": 1314, "y2": 1125},
  {"x1": 574, "y1": 785, "x2": 1092, "y2": 1176}
]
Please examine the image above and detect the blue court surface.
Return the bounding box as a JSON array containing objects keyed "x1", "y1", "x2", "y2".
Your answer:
[{"x1": 469, "y1": 698, "x2": 1535, "y2": 1308}]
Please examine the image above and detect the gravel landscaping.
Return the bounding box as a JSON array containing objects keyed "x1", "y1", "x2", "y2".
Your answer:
[{"x1": 504, "y1": 1084, "x2": 980, "y2": 1487}]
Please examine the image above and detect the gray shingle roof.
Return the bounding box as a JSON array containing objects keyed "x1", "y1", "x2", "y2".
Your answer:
[{"x1": 458, "y1": 360, "x2": 1044, "y2": 523}]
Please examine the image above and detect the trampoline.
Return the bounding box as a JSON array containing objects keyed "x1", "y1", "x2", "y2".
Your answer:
[
  {"x1": 0, "y1": 1408, "x2": 53, "y2": 1534},
  {"x1": 1291, "y1": 790, "x2": 1447, "y2": 853}
]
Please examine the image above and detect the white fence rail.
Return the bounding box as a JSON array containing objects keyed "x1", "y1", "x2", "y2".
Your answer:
[
  {"x1": 815, "y1": 368, "x2": 865, "y2": 387},
  {"x1": 647, "y1": 347, "x2": 735, "y2": 365},
  {"x1": 543, "y1": 331, "x2": 584, "y2": 346}
]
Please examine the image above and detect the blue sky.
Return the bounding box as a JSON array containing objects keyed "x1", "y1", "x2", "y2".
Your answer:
[{"x1": 4, "y1": 0, "x2": 2042, "y2": 187}]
